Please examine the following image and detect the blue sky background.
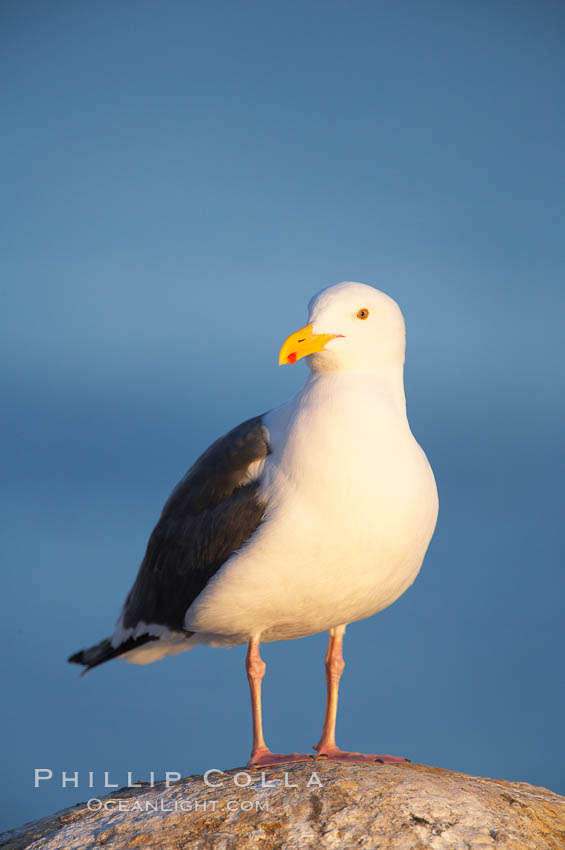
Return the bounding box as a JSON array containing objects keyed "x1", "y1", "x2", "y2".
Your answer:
[{"x1": 1, "y1": 0, "x2": 564, "y2": 832}]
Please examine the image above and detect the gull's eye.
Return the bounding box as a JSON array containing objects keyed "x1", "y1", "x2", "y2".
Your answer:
[{"x1": 357, "y1": 308, "x2": 370, "y2": 320}]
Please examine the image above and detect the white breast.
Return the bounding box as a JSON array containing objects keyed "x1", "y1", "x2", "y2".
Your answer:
[{"x1": 185, "y1": 370, "x2": 438, "y2": 645}]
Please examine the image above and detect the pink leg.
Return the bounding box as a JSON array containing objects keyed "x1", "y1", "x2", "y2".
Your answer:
[
  {"x1": 314, "y1": 626, "x2": 409, "y2": 764},
  {"x1": 246, "y1": 638, "x2": 312, "y2": 767}
]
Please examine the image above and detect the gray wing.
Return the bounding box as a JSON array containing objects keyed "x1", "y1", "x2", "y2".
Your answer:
[
  {"x1": 69, "y1": 415, "x2": 270, "y2": 670},
  {"x1": 121, "y1": 414, "x2": 270, "y2": 633}
]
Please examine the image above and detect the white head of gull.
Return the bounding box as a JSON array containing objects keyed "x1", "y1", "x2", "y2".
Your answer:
[{"x1": 295, "y1": 281, "x2": 407, "y2": 373}]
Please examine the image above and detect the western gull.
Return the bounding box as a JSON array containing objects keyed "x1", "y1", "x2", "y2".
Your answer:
[{"x1": 69, "y1": 281, "x2": 438, "y2": 766}]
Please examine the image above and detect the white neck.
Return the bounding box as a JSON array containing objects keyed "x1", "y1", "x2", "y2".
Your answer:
[{"x1": 305, "y1": 362, "x2": 406, "y2": 408}]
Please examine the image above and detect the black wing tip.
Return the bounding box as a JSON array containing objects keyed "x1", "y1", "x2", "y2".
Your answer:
[
  {"x1": 67, "y1": 637, "x2": 118, "y2": 673},
  {"x1": 68, "y1": 650, "x2": 85, "y2": 665},
  {"x1": 67, "y1": 635, "x2": 156, "y2": 673},
  {"x1": 68, "y1": 650, "x2": 93, "y2": 677}
]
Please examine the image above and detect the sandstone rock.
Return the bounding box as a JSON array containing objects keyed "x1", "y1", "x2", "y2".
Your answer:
[{"x1": 1, "y1": 761, "x2": 564, "y2": 849}]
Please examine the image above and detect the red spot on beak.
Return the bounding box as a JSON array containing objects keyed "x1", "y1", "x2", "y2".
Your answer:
[{"x1": 287, "y1": 352, "x2": 297, "y2": 364}]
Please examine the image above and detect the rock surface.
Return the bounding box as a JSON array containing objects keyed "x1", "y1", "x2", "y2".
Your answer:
[{"x1": 1, "y1": 761, "x2": 564, "y2": 850}]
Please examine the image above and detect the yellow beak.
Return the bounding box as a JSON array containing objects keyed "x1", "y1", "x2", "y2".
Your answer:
[{"x1": 278, "y1": 323, "x2": 343, "y2": 365}]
